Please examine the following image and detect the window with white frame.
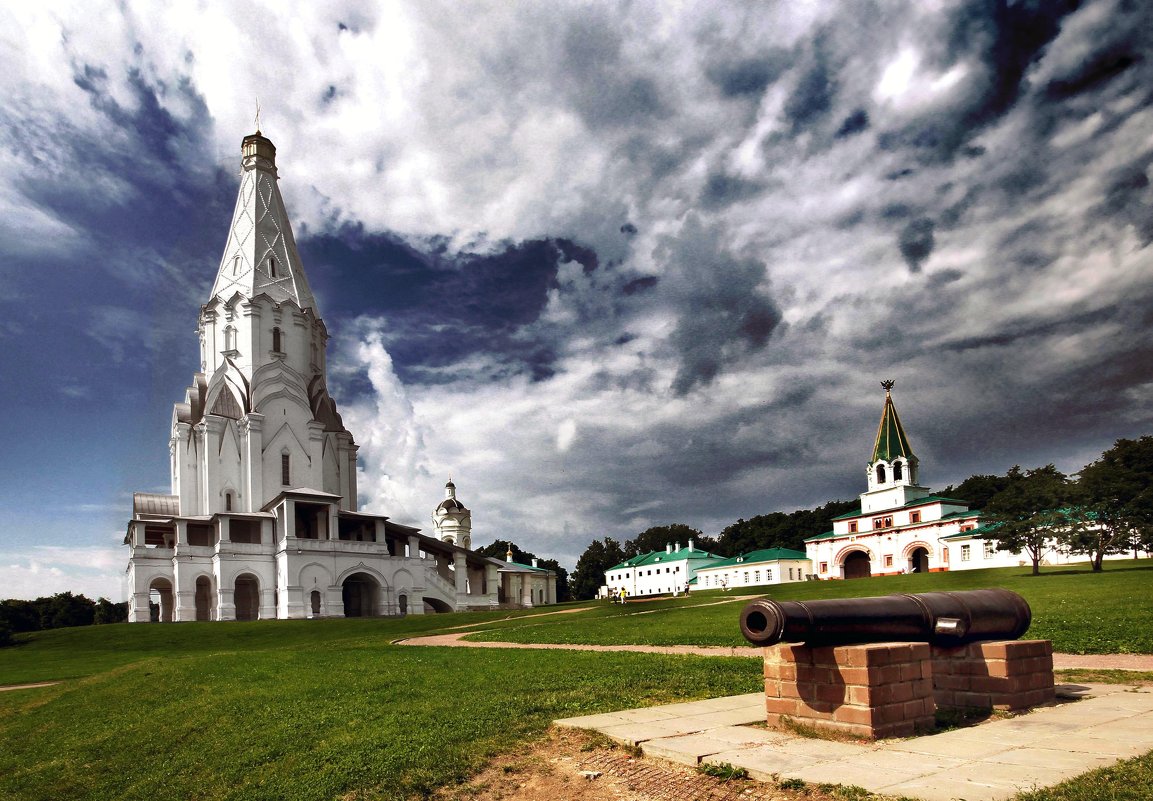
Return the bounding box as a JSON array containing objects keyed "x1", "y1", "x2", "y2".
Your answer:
[
  {"x1": 961, "y1": 544, "x2": 971, "y2": 561},
  {"x1": 983, "y1": 540, "x2": 995, "y2": 558}
]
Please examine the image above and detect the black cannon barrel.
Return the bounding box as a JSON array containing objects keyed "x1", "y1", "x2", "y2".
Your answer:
[{"x1": 739, "y1": 588, "x2": 1031, "y2": 647}]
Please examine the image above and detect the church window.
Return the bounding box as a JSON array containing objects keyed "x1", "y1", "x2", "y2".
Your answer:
[
  {"x1": 961, "y1": 544, "x2": 971, "y2": 561},
  {"x1": 872, "y1": 517, "x2": 883, "y2": 530},
  {"x1": 983, "y1": 540, "x2": 996, "y2": 558},
  {"x1": 272, "y1": 327, "x2": 283, "y2": 353},
  {"x1": 269, "y1": 256, "x2": 277, "y2": 277},
  {"x1": 788, "y1": 568, "x2": 794, "y2": 580},
  {"x1": 910, "y1": 510, "x2": 921, "y2": 524},
  {"x1": 225, "y1": 492, "x2": 233, "y2": 512},
  {"x1": 893, "y1": 461, "x2": 903, "y2": 480},
  {"x1": 876, "y1": 464, "x2": 887, "y2": 483},
  {"x1": 819, "y1": 563, "x2": 826, "y2": 574},
  {"x1": 754, "y1": 570, "x2": 760, "y2": 583},
  {"x1": 281, "y1": 453, "x2": 291, "y2": 486},
  {"x1": 849, "y1": 521, "x2": 858, "y2": 533},
  {"x1": 767, "y1": 569, "x2": 774, "y2": 581},
  {"x1": 232, "y1": 255, "x2": 240, "y2": 275},
  {"x1": 884, "y1": 554, "x2": 893, "y2": 567},
  {"x1": 224, "y1": 325, "x2": 236, "y2": 352},
  {"x1": 310, "y1": 341, "x2": 319, "y2": 367}
]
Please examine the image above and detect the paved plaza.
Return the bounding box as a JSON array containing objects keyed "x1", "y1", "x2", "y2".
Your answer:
[{"x1": 555, "y1": 683, "x2": 1153, "y2": 801}]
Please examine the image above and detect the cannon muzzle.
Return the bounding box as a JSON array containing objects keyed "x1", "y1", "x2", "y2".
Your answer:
[{"x1": 739, "y1": 588, "x2": 1031, "y2": 647}]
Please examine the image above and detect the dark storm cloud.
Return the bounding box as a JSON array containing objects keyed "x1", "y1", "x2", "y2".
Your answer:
[
  {"x1": 878, "y1": 0, "x2": 1081, "y2": 162},
  {"x1": 898, "y1": 217, "x2": 935, "y2": 272},
  {"x1": 656, "y1": 217, "x2": 783, "y2": 396},
  {"x1": 705, "y1": 52, "x2": 789, "y2": 98},
  {"x1": 0, "y1": 62, "x2": 229, "y2": 404},
  {"x1": 302, "y1": 228, "x2": 572, "y2": 384},
  {"x1": 835, "y1": 108, "x2": 870, "y2": 139},
  {"x1": 560, "y1": 12, "x2": 667, "y2": 130},
  {"x1": 784, "y1": 34, "x2": 837, "y2": 133},
  {"x1": 1096, "y1": 156, "x2": 1153, "y2": 246},
  {"x1": 699, "y1": 170, "x2": 764, "y2": 209}
]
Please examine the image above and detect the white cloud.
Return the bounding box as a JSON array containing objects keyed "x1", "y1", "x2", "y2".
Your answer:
[{"x1": 1, "y1": 546, "x2": 125, "y2": 601}]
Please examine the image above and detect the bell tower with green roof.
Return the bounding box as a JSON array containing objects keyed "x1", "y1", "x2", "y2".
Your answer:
[{"x1": 861, "y1": 381, "x2": 929, "y2": 514}]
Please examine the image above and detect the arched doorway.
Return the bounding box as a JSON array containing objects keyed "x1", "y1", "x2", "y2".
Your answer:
[
  {"x1": 234, "y1": 575, "x2": 259, "y2": 621},
  {"x1": 423, "y1": 597, "x2": 453, "y2": 614},
  {"x1": 310, "y1": 590, "x2": 322, "y2": 617},
  {"x1": 843, "y1": 551, "x2": 872, "y2": 580},
  {"x1": 195, "y1": 576, "x2": 213, "y2": 621},
  {"x1": 909, "y1": 547, "x2": 930, "y2": 573},
  {"x1": 149, "y1": 578, "x2": 174, "y2": 623},
  {"x1": 398, "y1": 594, "x2": 408, "y2": 616},
  {"x1": 342, "y1": 573, "x2": 379, "y2": 617}
]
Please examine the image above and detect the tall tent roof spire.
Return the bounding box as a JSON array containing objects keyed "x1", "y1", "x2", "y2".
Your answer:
[
  {"x1": 209, "y1": 132, "x2": 317, "y2": 312},
  {"x1": 871, "y1": 380, "x2": 914, "y2": 463}
]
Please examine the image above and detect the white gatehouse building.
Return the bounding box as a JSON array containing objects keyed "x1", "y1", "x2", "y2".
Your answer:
[
  {"x1": 804, "y1": 381, "x2": 1098, "y2": 578},
  {"x1": 124, "y1": 131, "x2": 553, "y2": 621}
]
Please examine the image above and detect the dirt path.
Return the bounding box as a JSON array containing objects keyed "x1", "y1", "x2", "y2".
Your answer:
[
  {"x1": 0, "y1": 681, "x2": 60, "y2": 692},
  {"x1": 396, "y1": 631, "x2": 1153, "y2": 670}
]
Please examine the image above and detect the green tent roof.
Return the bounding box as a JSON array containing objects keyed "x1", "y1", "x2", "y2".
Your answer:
[
  {"x1": 701, "y1": 548, "x2": 810, "y2": 568},
  {"x1": 606, "y1": 547, "x2": 727, "y2": 572},
  {"x1": 871, "y1": 385, "x2": 915, "y2": 463}
]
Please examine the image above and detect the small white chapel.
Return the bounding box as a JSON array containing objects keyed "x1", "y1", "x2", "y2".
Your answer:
[{"x1": 124, "y1": 130, "x2": 554, "y2": 621}]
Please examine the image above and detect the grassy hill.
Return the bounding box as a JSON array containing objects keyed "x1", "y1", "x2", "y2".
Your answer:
[
  {"x1": 0, "y1": 559, "x2": 1149, "y2": 800},
  {"x1": 466, "y1": 560, "x2": 1153, "y2": 654}
]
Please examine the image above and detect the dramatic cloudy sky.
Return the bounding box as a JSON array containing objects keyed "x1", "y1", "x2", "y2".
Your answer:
[{"x1": 2, "y1": 1, "x2": 1152, "y2": 600}]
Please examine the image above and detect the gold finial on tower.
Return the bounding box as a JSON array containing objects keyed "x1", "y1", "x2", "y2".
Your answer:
[
  {"x1": 880, "y1": 379, "x2": 895, "y2": 393},
  {"x1": 254, "y1": 97, "x2": 262, "y2": 135}
]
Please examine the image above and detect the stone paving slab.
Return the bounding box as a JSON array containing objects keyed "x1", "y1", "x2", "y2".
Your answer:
[
  {"x1": 555, "y1": 683, "x2": 1153, "y2": 800},
  {"x1": 701, "y1": 748, "x2": 826, "y2": 782}
]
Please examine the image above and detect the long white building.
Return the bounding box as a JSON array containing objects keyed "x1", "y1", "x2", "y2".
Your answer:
[{"x1": 124, "y1": 131, "x2": 552, "y2": 621}]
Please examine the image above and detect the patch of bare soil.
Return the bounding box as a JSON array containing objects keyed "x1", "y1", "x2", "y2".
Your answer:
[{"x1": 429, "y1": 728, "x2": 839, "y2": 801}]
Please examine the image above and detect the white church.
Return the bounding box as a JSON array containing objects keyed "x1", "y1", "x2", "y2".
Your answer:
[{"x1": 124, "y1": 131, "x2": 555, "y2": 621}]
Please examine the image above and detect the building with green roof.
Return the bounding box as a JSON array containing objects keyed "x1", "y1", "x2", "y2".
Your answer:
[
  {"x1": 804, "y1": 382, "x2": 982, "y2": 579},
  {"x1": 693, "y1": 548, "x2": 812, "y2": 591},
  {"x1": 603, "y1": 540, "x2": 727, "y2": 598}
]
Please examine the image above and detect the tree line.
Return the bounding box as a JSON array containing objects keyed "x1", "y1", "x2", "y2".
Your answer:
[
  {"x1": 968, "y1": 436, "x2": 1153, "y2": 575},
  {"x1": 566, "y1": 435, "x2": 1153, "y2": 599},
  {"x1": 0, "y1": 593, "x2": 127, "y2": 646}
]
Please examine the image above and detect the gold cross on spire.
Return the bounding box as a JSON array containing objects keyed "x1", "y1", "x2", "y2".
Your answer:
[{"x1": 254, "y1": 98, "x2": 261, "y2": 135}]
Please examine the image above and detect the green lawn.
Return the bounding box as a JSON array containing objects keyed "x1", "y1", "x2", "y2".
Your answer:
[
  {"x1": 466, "y1": 560, "x2": 1153, "y2": 654},
  {"x1": 1, "y1": 560, "x2": 1150, "y2": 800},
  {"x1": 0, "y1": 623, "x2": 758, "y2": 801}
]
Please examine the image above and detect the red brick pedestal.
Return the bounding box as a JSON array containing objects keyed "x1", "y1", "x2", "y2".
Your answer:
[
  {"x1": 930, "y1": 639, "x2": 1055, "y2": 711},
  {"x1": 763, "y1": 643, "x2": 936, "y2": 739}
]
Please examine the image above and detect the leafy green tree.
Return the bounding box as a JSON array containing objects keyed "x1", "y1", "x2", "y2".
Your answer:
[
  {"x1": 0, "y1": 621, "x2": 12, "y2": 648},
  {"x1": 623, "y1": 524, "x2": 714, "y2": 557},
  {"x1": 980, "y1": 465, "x2": 1073, "y2": 575},
  {"x1": 94, "y1": 598, "x2": 129, "y2": 625},
  {"x1": 41, "y1": 592, "x2": 96, "y2": 629},
  {"x1": 568, "y1": 537, "x2": 626, "y2": 600},
  {"x1": 0, "y1": 599, "x2": 40, "y2": 633},
  {"x1": 942, "y1": 473, "x2": 1017, "y2": 510},
  {"x1": 1072, "y1": 436, "x2": 1153, "y2": 571},
  {"x1": 715, "y1": 500, "x2": 856, "y2": 554}
]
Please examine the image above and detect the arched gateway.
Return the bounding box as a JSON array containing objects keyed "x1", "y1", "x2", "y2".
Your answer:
[
  {"x1": 843, "y1": 551, "x2": 872, "y2": 579},
  {"x1": 342, "y1": 573, "x2": 380, "y2": 617}
]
